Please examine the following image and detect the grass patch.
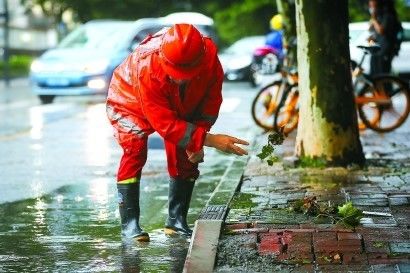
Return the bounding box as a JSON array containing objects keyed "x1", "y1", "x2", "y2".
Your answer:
[
  {"x1": 0, "y1": 55, "x2": 33, "y2": 78},
  {"x1": 298, "y1": 156, "x2": 327, "y2": 168},
  {"x1": 229, "y1": 193, "x2": 258, "y2": 209}
]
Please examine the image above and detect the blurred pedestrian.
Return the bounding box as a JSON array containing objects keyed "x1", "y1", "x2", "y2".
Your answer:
[
  {"x1": 368, "y1": 0, "x2": 401, "y2": 75},
  {"x1": 265, "y1": 14, "x2": 284, "y2": 57},
  {"x1": 106, "y1": 24, "x2": 249, "y2": 242}
]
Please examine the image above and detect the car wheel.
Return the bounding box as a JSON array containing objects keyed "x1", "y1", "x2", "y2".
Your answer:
[
  {"x1": 249, "y1": 64, "x2": 259, "y2": 87},
  {"x1": 39, "y1": 95, "x2": 56, "y2": 104}
]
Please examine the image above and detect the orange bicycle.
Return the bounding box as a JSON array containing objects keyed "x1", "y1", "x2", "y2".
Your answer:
[
  {"x1": 270, "y1": 45, "x2": 409, "y2": 133},
  {"x1": 251, "y1": 67, "x2": 298, "y2": 131}
]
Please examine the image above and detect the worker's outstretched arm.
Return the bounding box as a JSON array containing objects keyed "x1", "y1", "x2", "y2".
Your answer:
[{"x1": 204, "y1": 133, "x2": 249, "y2": 156}]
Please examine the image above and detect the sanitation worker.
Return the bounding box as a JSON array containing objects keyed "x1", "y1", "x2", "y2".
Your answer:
[{"x1": 106, "y1": 23, "x2": 249, "y2": 242}]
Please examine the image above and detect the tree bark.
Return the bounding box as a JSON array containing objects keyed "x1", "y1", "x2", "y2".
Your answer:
[
  {"x1": 294, "y1": 0, "x2": 365, "y2": 166},
  {"x1": 276, "y1": 0, "x2": 297, "y2": 63}
]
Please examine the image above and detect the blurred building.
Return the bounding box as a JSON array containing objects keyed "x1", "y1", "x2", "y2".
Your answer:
[{"x1": 0, "y1": 0, "x2": 57, "y2": 54}]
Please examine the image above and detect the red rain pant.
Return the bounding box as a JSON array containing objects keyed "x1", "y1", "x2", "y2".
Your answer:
[{"x1": 116, "y1": 133, "x2": 199, "y2": 183}]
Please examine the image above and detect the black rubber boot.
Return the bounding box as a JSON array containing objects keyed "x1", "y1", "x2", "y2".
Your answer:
[
  {"x1": 164, "y1": 178, "x2": 195, "y2": 237},
  {"x1": 117, "y1": 183, "x2": 150, "y2": 242}
]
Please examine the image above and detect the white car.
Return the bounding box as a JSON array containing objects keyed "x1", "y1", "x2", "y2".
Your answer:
[
  {"x1": 29, "y1": 12, "x2": 217, "y2": 104},
  {"x1": 218, "y1": 36, "x2": 266, "y2": 82},
  {"x1": 349, "y1": 21, "x2": 410, "y2": 80}
]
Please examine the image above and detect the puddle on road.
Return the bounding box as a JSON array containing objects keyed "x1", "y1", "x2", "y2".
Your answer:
[{"x1": 0, "y1": 172, "x2": 222, "y2": 273}]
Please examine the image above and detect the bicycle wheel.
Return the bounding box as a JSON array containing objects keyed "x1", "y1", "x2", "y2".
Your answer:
[
  {"x1": 357, "y1": 75, "x2": 410, "y2": 132},
  {"x1": 251, "y1": 81, "x2": 283, "y2": 130},
  {"x1": 273, "y1": 86, "x2": 299, "y2": 134}
]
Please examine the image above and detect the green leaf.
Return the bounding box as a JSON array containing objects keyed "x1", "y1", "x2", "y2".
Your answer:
[
  {"x1": 266, "y1": 155, "x2": 279, "y2": 166},
  {"x1": 268, "y1": 132, "x2": 285, "y2": 146},
  {"x1": 337, "y1": 202, "x2": 363, "y2": 227},
  {"x1": 338, "y1": 202, "x2": 357, "y2": 217},
  {"x1": 256, "y1": 144, "x2": 274, "y2": 160}
]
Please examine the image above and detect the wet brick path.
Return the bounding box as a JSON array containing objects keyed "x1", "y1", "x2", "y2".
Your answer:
[
  {"x1": 220, "y1": 225, "x2": 409, "y2": 272},
  {"x1": 215, "y1": 133, "x2": 410, "y2": 273}
]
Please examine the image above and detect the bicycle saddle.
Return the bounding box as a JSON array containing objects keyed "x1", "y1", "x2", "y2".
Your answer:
[{"x1": 357, "y1": 44, "x2": 381, "y2": 54}]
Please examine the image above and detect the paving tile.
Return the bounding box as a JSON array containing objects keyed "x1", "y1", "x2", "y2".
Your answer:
[
  {"x1": 365, "y1": 176, "x2": 385, "y2": 183},
  {"x1": 364, "y1": 240, "x2": 390, "y2": 253},
  {"x1": 351, "y1": 198, "x2": 389, "y2": 206},
  {"x1": 349, "y1": 193, "x2": 388, "y2": 199},
  {"x1": 342, "y1": 253, "x2": 368, "y2": 265},
  {"x1": 391, "y1": 208, "x2": 410, "y2": 226},
  {"x1": 287, "y1": 241, "x2": 312, "y2": 254},
  {"x1": 228, "y1": 227, "x2": 269, "y2": 235},
  {"x1": 398, "y1": 263, "x2": 410, "y2": 273},
  {"x1": 314, "y1": 243, "x2": 363, "y2": 253},
  {"x1": 316, "y1": 252, "x2": 343, "y2": 265},
  {"x1": 390, "y1": 242, "x2": 410, "y2": 254},
  {"x1": 235, "y1": 233, "x2": 258, "y2": 249},
  {"x1": 360, "y1": 228, "x2": 410, "y2": 242},
  {"x1": 279, "y1": 252, "x2": 314, "y2": 264},
  {"x1": 384, "y1": 176, "x2": 405, "y2": 187},
  {"x1": 389, "y1": 197, "x2": 409, "y2": 206},
  {"x1": 313, "y1": 231, "x2": 338, "y2": 243},
  {"x1": 360, "y1": 217, "x2": 397, "y2": 228},
  {"x1": 366, "y1": 253, "x2": 409, "y2": 265},
  {"x1": 241, "y1": 176, "x2": 269, "y2": 188},
  {"x1": 258, "y1": 240, "x2": 282, "y2": 255},
  {"x1": 371, "y1": 264, "x2": 402, "y2": 273},
  {"x1": 316, "y1": 264, "x2": 372, "y2": 272},
  {"x1": 224, "y1": 223, "x2": 248, "y2": 230},
  {"x1": 254, "y1": 223, "x2": 299, "y2": 230},
  {"x1": 337, "y1": 232, "x2": 362, "y2": 241}
]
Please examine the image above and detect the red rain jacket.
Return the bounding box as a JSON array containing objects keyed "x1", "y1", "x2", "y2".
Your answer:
[{"x1": 106, "y1": 30, "x2": 224, "y2": 153}]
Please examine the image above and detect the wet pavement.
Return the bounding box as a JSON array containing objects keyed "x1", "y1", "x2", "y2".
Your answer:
[
  {"x1": 0, "y1": 79, "x2": 257, "y2": 272},
  {"x1": 2, "y1": 78, "x2": 409, "y2": 272},
  {"x1": 214, "y1": 117, "x2": 410, "y2": 272}
]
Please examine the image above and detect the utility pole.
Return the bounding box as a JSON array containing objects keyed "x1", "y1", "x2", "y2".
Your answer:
[{"x1": 0, "y1": 0, "x2": 10, "y2": 88}]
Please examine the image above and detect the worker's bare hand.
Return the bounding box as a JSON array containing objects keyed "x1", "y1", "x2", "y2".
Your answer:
[
  {"x1": 186, "y1": 149, "x2": 204, "y2": 163},
  {"x1": 204, "y1": 133, "x2": 249, "y2": 156}
]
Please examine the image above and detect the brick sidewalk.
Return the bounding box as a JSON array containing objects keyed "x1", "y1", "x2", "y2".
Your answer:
[{"x1": 214, "y1": 133, "x2": 410, "y2": 273}]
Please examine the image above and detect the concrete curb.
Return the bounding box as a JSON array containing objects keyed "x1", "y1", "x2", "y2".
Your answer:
[
  {"x1": 183, "y1": 154, "x2": 250, "y2": 272},
  {"x1": 183, "y1": 220, "x2": 223, "y2": 273}
]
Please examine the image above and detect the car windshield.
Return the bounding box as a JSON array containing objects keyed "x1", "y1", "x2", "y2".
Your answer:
[
  {"x1": 224, "y1": 37, "x2": 265, "y2": 55},
  {"x1": 58, "y1": 22, "x2": 134, "y2": 50}
]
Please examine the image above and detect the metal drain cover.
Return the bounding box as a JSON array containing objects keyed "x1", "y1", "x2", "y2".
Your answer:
[{"x1": 198, "y1": 205, "x2": 228, "y2": 220}]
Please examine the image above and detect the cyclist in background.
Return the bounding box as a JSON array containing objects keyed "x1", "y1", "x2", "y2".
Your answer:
[
  {"x1": 368, "y1": 0, "x2": 400, "y2": 76},
  {"x1": 266, "y1": 14, "x2": 284, "y2": 59}
]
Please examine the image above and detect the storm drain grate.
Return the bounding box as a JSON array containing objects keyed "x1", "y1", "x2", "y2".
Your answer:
[{"x1": 198, "y1": 205, "x2": 228, "y2": 220}]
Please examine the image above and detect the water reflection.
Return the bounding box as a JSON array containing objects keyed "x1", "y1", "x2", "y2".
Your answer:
[
  {"x1": 29, "y1": 106, "x2": 44, "y2": 140},
  {"x1": 89, "y1": 178, "x2": 110, "y2": 221},
  {"x1": 0, "y1": 152, "x2": 230, "y2": 272},
  {"x1": 33, "y1": 198, "x2": 47, "y2": 228},
  {"x1": 120, "y1": 242, "x2": 142, "y2": 273},
  {"x1": 85, "y1": 104, "x2": 111, "y2": 167}
]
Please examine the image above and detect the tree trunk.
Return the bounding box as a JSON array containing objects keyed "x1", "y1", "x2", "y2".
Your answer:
[
  {"x1": 294, "y1": 0, "x2": 365, "y2": 166},
  {"x1": 276, "y1": 0, "x2": 297, "y2": 63}
]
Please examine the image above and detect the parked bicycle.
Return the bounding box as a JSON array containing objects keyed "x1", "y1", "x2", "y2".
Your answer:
[
  {"x1": 251, "y1": 38, "x2": 297, "y2": 132},
  {"x1": 251, "y1": 65, "x2": 298, "y2": 133},
  {"x1": 252, "y1": 44, "x2": 410, "y2": 134},
  {"x1": 351, "y1": 45, "x2": 410, "y2": 132}
]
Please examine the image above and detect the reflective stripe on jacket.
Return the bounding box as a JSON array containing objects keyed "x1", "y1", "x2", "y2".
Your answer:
[{"x1": 106, "y1": 31, "x2": 223, "y2": 152}]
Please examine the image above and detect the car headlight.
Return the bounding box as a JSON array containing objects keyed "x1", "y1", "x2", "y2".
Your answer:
[
  {"x1": 228, "y1": 57, "x2": 252, "y2": 70},
  {"x1": 30, "y1": 59, "x2": 45, "y2": 73},
  {"x1": 82, "y1": 60, "x2": 109, "y2": 74}
]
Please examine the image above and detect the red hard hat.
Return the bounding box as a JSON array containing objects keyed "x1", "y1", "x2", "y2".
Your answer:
[{"x1": 160, "y1": 24, "x2": 205, "y2": 80}]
